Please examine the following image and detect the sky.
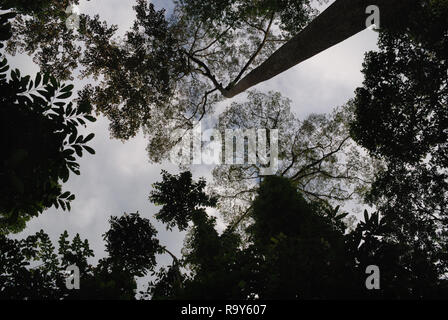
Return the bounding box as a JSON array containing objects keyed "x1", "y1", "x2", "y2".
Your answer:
[{"x1": 5, "y1": 0, "x2": 379, "y2": 294}]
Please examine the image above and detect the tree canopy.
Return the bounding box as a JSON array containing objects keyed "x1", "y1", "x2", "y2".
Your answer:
[
  {"x1": 0, "y1": 213, "x2": 160, "y2": 299},
  {"x1": 2, "y1": 0, "x2": 448, "y2": 301},
  {"x1": 350, "y1": 0, "x2": 448, "y2": 287},
  {"x1": 2, "y1": 0, "x2": 318, "y2": 160},
  {"x1": 4, "y1": 171, "x2": 446, "y2": 299},
  {"x1": 0, "y1": 12, "x2": 96, "y2": 234},
  {"x1": 210, "y1": 91, "x2": 377, "y2": 227}
]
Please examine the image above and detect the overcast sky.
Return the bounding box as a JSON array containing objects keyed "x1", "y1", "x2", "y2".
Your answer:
[{"x1": 5, "y1": 0, "x2": 379, "y2": 294}]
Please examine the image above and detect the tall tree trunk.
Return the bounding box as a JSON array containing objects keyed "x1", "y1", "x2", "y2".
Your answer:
[{"x1": 223, "y1": 0, "x2": 415, "y2": 98}]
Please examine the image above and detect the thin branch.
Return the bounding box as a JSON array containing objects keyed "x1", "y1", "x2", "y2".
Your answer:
[
  {"x1": 193, "y1": 26, "x2": 233, "y2": 55},
  {"x1": 228, "y1": 205, "x2": 253, "y2": 233},
  {"x1": 182, "y1": 50, "x2": 225, "y2": 92},
  {"x1": 229, "y1": 12, "x2": 275, "y2": 87},
  {"x1": 161, "y1": 246, "x2": 180, "y2": 265},
  {"x1": 290, "y1": 136, "x2": 350, "y2": 181}
]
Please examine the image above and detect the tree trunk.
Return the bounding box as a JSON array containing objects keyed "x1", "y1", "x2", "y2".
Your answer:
[{"x1": 223, "y1": 0, "x2": 415, "y2": 99}]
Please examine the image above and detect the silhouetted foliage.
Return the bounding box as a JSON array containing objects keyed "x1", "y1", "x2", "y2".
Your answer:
[
  {"x1": 148, "y1": 172, "x2": 448, "y2": 299},
  {"x1": 1, "y1": 0, "x2": 92, "y2": 80},
  {"x1": 103, "y1": 213, "x2": 162, "y2": 277},
  {"x1": 149, "y1": 171, "x2": 217, "y2": 231},
  {"x1": 242, "y1": 176, "x2": 357, "y2": 299},
  {"x1": 0, "y1": 0, "x2": 54, "y2": 14},
  {"x1": 351, "y1": 1, "x2": 447, "y2": 163},
  {"x1": 211, "y1": 91, "x2": 377, "y2": 227},
  {"x1": 0, "y1": 229, "x2": 93, "y2": 299},
  {"x1": 179, "y1": 0, "x2": 314, "y2": 35},
  {"x1": 350, "y1": 0, "x2": 448, "y2": 291},
  {"x1": 3, "y1": 0, "x2": 316, "y2": 161},
  {"x1": 0, "y1": 13, "x2": 96, "y2": 234},
  {"x1": 0, "y1": 212, "x2": 162, "y2": 300},
  {"x1": 2, "y1": 171, "x2": 448, "y2": 299},
  {"x1": 2, "y1": 0, "x2": 448, "y2": 301},
  {"x1": 147, "y1": 171, "x2": 250, "y2": 299},
  {"x1": 347, "y1": 210, "x2": 448, "y2": 299}
]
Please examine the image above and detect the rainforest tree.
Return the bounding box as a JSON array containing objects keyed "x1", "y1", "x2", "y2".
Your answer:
[
  {"x1": 350, "y1": 0, "x2": 448, "y2": 295},
  {"x1": 0, "y1": 12, "x2": 96, "y2": 234}
]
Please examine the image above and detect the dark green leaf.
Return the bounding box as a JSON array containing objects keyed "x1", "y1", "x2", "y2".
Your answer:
[
  {"x1": 84, "y1": 115, "x2": 96, "y2": 122},
  {"x1": 83, "y1": 145, "x2": 95, "y2": 155},
  {"x1": 35, "y1": 72, "x2": 42, "y2": 87},
  {"x1": 60, "y1": 191, "x2": 71, "y2": 199},
  {"x1": 83, "y1": 133, "x2": 95, "y2": 143},
  {"x1": 57, "y1": 92, "x2": 72, "y2": 100},
  {"x1": 60, "y1": 84, "x2": 74, "y2": 93}
]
